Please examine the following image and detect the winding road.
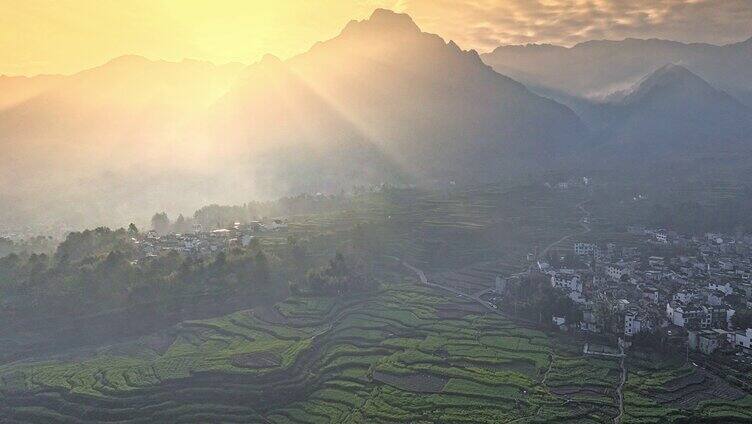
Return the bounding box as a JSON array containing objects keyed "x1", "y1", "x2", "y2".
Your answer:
[
  {"x1": 614, "y1": 344, "x2": 626, "y2": 423},
  {"x1": 399, "y1": 198, "x2": 591, "y2": 317},
  {"x1": 538, "y1": 200, "x2": 591, "y2": 261},
  {"x1": 396, "y1": 197, "x2": 630, "y2": 419}
]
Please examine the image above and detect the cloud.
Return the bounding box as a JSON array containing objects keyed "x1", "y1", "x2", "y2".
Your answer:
[{"x1": 395, "y1": 0, "x2": 752, "y2": 51}]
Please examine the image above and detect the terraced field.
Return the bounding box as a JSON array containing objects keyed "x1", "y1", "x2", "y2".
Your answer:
[
  {"x1": 284, "y1": 186, "x2": 581, "y2": 274},
  {"x1": 623, "y1": 359, "x2": 752, "y2": 423},
  {"x1": 1, "y1": 282, "x2": 750, "y2": 423}
]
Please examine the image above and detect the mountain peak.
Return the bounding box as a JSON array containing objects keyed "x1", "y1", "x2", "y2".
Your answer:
[
  {"x1": 259, "y1": 54, "x2": 283, "y2": 66},
  {"x1": 642, "y1": 63, "x2": 702, "y2": 86},
  {"x1": 607, "y1": 63, "x2": 752, "y2": 117},
  {"x1": 341, "y1": 9, "x2": 420, "y2": 34},
  {"x1": 369, "y1": 8, "x2": 418, "y2": 28},
  {"x1": 652, "y1": 63, "x2": 693, "y2": 77},
  {"x1": 103, "y1": 54, "x2": 151, "y2": 68},
  {"x1": 620, "y1": 63, "x2": 712, "y2": 103}
]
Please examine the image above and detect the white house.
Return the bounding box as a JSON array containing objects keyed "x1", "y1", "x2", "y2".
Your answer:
[
  {"x1": 624, "y1": 310, "x2": 642, "y2": 336},
  {"x1": 551, "y1": 273, "x2": 582, "y2": 293},
  {"x1": 673, "y1": 291, "x2": 695, "y2": 304},
  {"x1": 731, "y1": 329, "x2": 752, "y2": 351},
  {"x1": 574, "y1": 243, "x2": 596, "y2": 256},
  {"x1": 268, "y1": 219, "x2": 288, "y2": 230},
  {"x1": 708, "y1": 282, "x2": 733, "y2": 296},
  {"x1": 648, "y1": 256, "x2": 665, "y2": 267},
  {"x1": 552, "y1": 316, "x2": 566, "y2": 329},
  {"x1": 719, "y1": 260, "x2": 735, "y2": 271},
  {"x1": 668, "y1": 302, "x2": 729, "y2": 330},
  {"x1": 606, "y1": 264, "x2": 628, "y2": 281}
]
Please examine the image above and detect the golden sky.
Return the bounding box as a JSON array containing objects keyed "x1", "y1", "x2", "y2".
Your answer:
[{"x1": 2, "y1": 0, "x2": 751, "y2": 76}]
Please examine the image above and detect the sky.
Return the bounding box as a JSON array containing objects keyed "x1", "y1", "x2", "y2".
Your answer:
[{"x1": 2, "y1": 0, "x2": 751, "y2": 76}]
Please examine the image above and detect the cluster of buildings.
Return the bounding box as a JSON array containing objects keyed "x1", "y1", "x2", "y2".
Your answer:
[
  {"x1": 132, "y1": 219, "x2": 288, "y2": 259},
  {"x1": 543, "y1": 176, "x2": 592, "y2": 191},
  {"x1": 529, "y1": 227, "x2": 752, "y2": 357}
]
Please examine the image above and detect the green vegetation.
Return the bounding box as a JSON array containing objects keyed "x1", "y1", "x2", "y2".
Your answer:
[
  {"x1": 2, "y1": 280, "x2": 748, "y2": 423},
  {"x1": 2, "y1": 185, "x2": 751, "y2": 422}
]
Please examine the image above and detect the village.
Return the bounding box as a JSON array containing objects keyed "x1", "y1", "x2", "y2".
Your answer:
[
  {"x1": 525, "y1": 225, "x2": 752, "y2": 359},
  {"x1": 130, "y1": 218, "x2": 289, "y2": 260}
]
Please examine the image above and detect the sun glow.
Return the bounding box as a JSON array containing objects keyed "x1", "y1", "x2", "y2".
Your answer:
[{"x1": 0, "y1": 0, "x2": 394, "y2": 76}]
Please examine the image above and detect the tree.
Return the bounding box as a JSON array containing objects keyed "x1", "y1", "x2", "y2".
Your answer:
[
  {"x1": 732, "y1": 309, "x2": 752, "y2": 330},
  {"x1": 254, "y1": 252, "x2": 271, "y2": 286},
  {"x1": 305, "y1": 253, "x2": 375, "y2": 296},
  {"x1": 127, "y1": 223, "x2": 139, "y2": 236},
  {"x1": 173, "y1": 214, "x2": 190, "y2": 234},
  {"x1": 287, "y1": 236, "x2": 307, "y2": 278},
  {"x1": 151, "y1": 212, "x2": 171, "y2": 235}
]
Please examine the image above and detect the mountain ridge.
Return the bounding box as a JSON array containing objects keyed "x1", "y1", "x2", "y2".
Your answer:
[
  {"x1": 482, "y1": 36, "x2": 752, "y2": 105},
  {"x1": 0, "y1": 8, "x2": 587, "y2": 230},
  {"x1": 590, "y1": 64, "x2": 752, "y2": 157},
  {"x1": 213, "y1": 8, "x2": 586, "y2": 187}
]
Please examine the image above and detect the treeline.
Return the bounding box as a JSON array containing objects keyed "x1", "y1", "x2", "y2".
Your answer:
[
  {"x1": 147, "y1": 194, "x2": 357, "y2": 234},
  {"x1": 641, "y1": 197, "x2": 752, "y2": 234},
  {"x1": 153, "y1": 186, "x2": 399, "y2": 233},
  {"x1": 589, "y1": 170, "x2": 752, "y2": 235},
  {"x1": 501, "y1": 274, "x2": 582, "y2": 325},
  {"x1": 0, "y1": 235, "x2": 56, "y2": 258},
  {"x1": 0, "y1": 227, "x2": 284, "y2": 327},
  {"x1": 0, "y1": 210, "x2": 388, "y2": 333},
  {"x1": 292, "y1": 253, "x2": 377, "y2": 296}
]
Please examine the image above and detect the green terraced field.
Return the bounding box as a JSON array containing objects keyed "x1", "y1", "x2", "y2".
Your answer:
[{"x1": 1, "y1": 281, "x2": 751, "y2": 423}]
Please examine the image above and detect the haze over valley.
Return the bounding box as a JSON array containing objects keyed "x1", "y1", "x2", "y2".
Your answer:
[
  {"x1": 4, "y1": 8, "x2": 751, "y2": 234},
  {"x1": 2, "y1": 3, "x2": 752, "y2": 423}
]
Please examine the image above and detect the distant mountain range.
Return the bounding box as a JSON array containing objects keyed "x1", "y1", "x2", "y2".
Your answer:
[
  {"x1": 0, "y1": 9, "x2": 750, "y2": 231},
  {"x1": 481, "y1": 37, "x2": 752, "y2": 107},
  {"x1": 0, "y1": 56, "x2": 244, "y2": 229},
  {"x1": 483, "y1": 37, "x2": 752, "y2": 163},
  {"x1": 586, "y1": 64, "x2": 752, "y2": 161}
]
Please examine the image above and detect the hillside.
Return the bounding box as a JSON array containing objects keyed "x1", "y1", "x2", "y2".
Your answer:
[
  {"x1": 481, "y1": 37, "x2": 752, "y2": 106},
  {"x1": 0, "y1": 57, "x2": 244, "y2": 230},
  {"x1": 212, "y1": 9, "x2": 587, "y2": 189},
  {"x1": 0, "y1": 9, "x2": 586, "y2": 231},
  {"x1": 593, "y1": 64, "x2": 752, "y2": 157}
]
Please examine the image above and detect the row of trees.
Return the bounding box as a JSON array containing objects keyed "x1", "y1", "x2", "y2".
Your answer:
[
  {"x1": 293, "y1": 253, "x2": 377, "y2": 296},
  {"x1": 149, "y1": 190, "x2": 382, "y2": 235},
  {"x1": 0, "y1": 236, "x2": 56, "y2": 258},
  {"x1": 150, "y1": 212, "x2": 194, "y2": 235},
  {"x1": 0, "y1": 227, "x2": 282, "y2": 325}
]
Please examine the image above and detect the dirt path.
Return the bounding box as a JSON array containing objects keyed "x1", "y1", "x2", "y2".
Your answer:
[
  {"x1": 538, "y1": 200, "x2": 590, "y2": 260},
  {"x1": 614, "y1": 347, "x2": 626, "y2": 424},
  {"x1": 541, "y1": 353, "x2": 555, "y2": 388},
  {"x1": 397, "y1": 198, "x2": 591, "y2": 323},
  {"x1": 506, "y1": 357, "x2": 553, "y2": 424}
]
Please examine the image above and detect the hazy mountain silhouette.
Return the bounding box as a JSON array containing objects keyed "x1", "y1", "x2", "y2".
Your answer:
[
  {"x1": 0, "y1": 56, "x2": 244, "y2": 229},
  {"x1": 591, "y1": 64, "x2": 752, "y2": 158},
  {"x1": 213, "y1": 9, "x2": 587, "y2": 188},
  {"x1": 0, "y1": 74, "x2": 66, "y2": 111},
  {"x1": 0, "y1": 9, "x2": 587, "y2": 230},
  {"x1": 482, "y1": 37, "x2": 752, "y2": 107}
]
